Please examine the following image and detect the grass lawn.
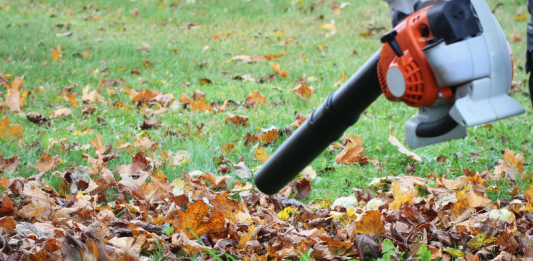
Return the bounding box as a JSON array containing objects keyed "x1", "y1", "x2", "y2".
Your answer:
[{"x1": 1, "y1": 0, "x2": 532, "y2": 203}]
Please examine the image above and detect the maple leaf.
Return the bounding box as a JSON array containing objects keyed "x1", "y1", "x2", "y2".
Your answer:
[
  {"x1": 221, "y1": 143, "x2": 235, "y2": 156},
  {"x1": 4, "y1": 76, "x2": 23, "y2": 112},
  {"x1": 202, "y1": 172, "x2": 230, "y2": 189},
  {"x1": 0, "y1": 116, "x2": 23, "y2": 140},
  {"x1": 189, "y1": 97, "x2": 212, "y2": 112},
  {"x1": 82, "y1": 85, "x2": 103, "y2": 103},
  {"x1": 390, "y1": 180, "x2": 418, "y2": 209},
  {"x1": 35, "y1": 152, "x2": 60, "y2": 173},
  {"x1": 175, "y1": 200, "x2": 225, "y2": 239},
  {"x1": 292, "y1": 80, "x2": 314, "y2": 101},
  {"x1": 253, "y1": 148, "x2": 270, "y2": 163},
  {"x1": 354, "y1": 210, "x2": 385, "y2": 235},
  {"x1": 179, "y1": 92, "x2": 192, "y2": 103},
  {"x1": 86, "y1": 168, "x2": 118, "y2": 195},
  {"x1": 245, "y1": 90, "x2": 267, "y2": 108}
]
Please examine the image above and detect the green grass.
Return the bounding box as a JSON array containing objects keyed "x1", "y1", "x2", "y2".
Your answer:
[{"x1": 0, "y1": 0, "x2": 532, "y2": 202}]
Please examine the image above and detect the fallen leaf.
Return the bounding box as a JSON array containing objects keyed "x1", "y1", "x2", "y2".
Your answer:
[
  {"x1": 245, "y1": 90, "x2": 267, "y2": 107},
  {"x1": 270, "y1": 62, "x2": 289, "y2": 77},
  {"x1": 254, "y1": 148, "x2": 270, "y2": 163},
  {"x1": 292, "y1": 80, "x2": 314, "y2": 101},
  {"x1": 36, "y1": 152, "x2": 60, "y2": 173},
  {"x1": 49, "y1": 108, "x2": 72, "y2": 118},
  {"x1": 52, "y1": 45, "x2": 62, "y2": 61},
  {"x1": 4, "y1": 76, "x2": 23, "y2": 112},
  {"x1": 189, "y1": 97, "x2": 212, "y2": 112},
  {"x1": 0, "y1": 116, "x2": 23, "y2": 140},
  {"x1": 354, "y1": 210, "x2": 385, "y2": 236},
  {"x1": 225, "y1": 113, "x2": 249, "y2": 127},
  {"x1": 388, "y1": 135, "x2": 422, "y2": 161}
]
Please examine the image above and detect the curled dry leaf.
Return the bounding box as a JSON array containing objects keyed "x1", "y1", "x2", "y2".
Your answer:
[
  {"x1": 388, "y1": 135, "x2": 422, "y2": 161},
  {"x1": 49, "y1": 108, "x2": 72, "y2": 118},
  {"x1": 221, "y1": 142, "x2": 235, "y2": 156},
  {"x1": 140, "y1": 114, "x2": 161, "y2": 130},
  {"x1": 335, "y1": 134, "x2": 367, "y2": 165},
  {"x1": 290, "y1": 112, "x2": 308, "y2": 128},
  {"x1": 65, "y1": 93, "x2": 78, "y2": 108},
  {"x1": 225, "y1": 113, "x2": 249, "y2": 127},
  {"x1": 82, "y1": 85, "x2": 103, "y2": 104}
]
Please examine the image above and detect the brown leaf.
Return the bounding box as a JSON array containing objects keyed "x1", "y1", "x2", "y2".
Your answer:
[
  {"x1": 221, "y1": 143, "x2": 235, "y2": 156},
  {"x1": 0, "y1": 216, "x2": 16, "y2": 230},
  {"x1": 294, "y1": 179, "x2": 311, "y2": 199},
  {"x1": 290, "y1": 112, "x2": 308, "y2": 128},
  {"x1": 140, "y1": 114, "x2": 161, "y2": 130},
  {"x1": 199, "y1": 78, "x2": 212, "y2": 85},
  {"x1": 354, "y1": 210, "x2": 385, "y2": 235},
  {"x1": 26, "y1": 113, "x2": 49, "y2": 126},
  {"x1": 225, "y1": 113, "x2": 249, "y2": 127},
  {"x1": 0, "y1": 155, "x2": 19, "y2": 174},
  {"x1": 203, "y1": 172, "x2": 230, "y2": 189},
  {"x1": 292, "y1": 80, "x2": 314, "y2": 101},
  {"x1": 36, "y1": 152, "x2": 60, "y2": 173},
  {"x1": 52, "y1": 45, "x2": 62, "y2": 61},
  {"x1": 116, "y1": 152, "x2": 149, "y2": 177}
]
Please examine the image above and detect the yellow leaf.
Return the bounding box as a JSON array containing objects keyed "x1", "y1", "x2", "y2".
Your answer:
[
  {"x1": 320, "y1": 23, "x2": 336, "y2": 31},
  {"x1": 467, "y1": 233, "x2": 497, "y2": 249},
  {"x1": 253, "y1": 148, "x2": 270, "y2": 163},
  {"x1": 390, "y1": 180, "x2": 418, "y2": 209},
  {"x1": 354, "y1": 210, "x2": 385, "y2": 235},
  {"x1": 277, "y1": 206, "x2": 294, "y2": 220},
  {"x1": 515, "y1": 14, "x2": 527, "y2": 21},
  {"x1": 77, "y1": 190, "x2": 91, "y2": 200}
]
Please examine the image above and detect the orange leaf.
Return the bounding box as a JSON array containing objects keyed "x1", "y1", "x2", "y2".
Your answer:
[
  {"x1": 245, "y1": 90, "x2": 267, "y2": 108},
  {"x1": 221, "y1": 143, "x2": 235, "y2": 156},
  {"x1": 292, "y1": 80, "x2": 314, "y2": 101},
  {"x1": 189, "y1": 97, "x2": 212, "y2": 112},
  {"x1": 65, "y1": 93, "x2": 78, "y2": 108},
  {"x1": 176, "y1": 200, "x2": 225, "y2": 239},
  {"x1": 390, "y1": 180, "x2": 418, "y2": 209},
  {"x1": 270, "y1": 62, "x2": 289, "y2": 77},
  {"x1": 264, "y1": 51, "x2": 285, "y2": 61},
  {"x1": 0, "y1": 116, "x2": 23, "y2": 140},
  {"x1": 52, "y1": 45, "x2": 62, "y2": 61},
  {"x1": 335, "y1": 134, "x2": 366, "y2": 164}
]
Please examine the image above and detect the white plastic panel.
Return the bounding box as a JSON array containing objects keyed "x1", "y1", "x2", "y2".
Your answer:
[
  {"x1": 381, "y1": 0, "x2": 417, "y2": 16},
  {"x1": 424, "y1": 36, "x2": 490, "y2": 87}
]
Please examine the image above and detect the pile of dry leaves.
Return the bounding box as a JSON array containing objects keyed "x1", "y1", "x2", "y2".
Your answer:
[{"x1": 0, "y1": 145, "x2": 532, "y2": 261}]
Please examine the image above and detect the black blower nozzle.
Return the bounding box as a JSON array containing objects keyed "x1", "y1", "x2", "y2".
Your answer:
[{"x1": 254, "y1": 49, "x2": 383, "y2": 195}]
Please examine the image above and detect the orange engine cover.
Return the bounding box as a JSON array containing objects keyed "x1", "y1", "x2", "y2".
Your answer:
[{"x1": 378, "y1": 6, "x2": 454, "y2": 108}]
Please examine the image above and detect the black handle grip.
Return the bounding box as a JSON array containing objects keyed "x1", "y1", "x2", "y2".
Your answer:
[{"x1": 254, "y1": 50, "x2": 383, "y2": 195}]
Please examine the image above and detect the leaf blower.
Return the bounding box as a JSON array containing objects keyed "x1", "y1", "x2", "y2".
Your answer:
[{"x1": 255, "y1": 0, "x2": 525, "y2": 195}]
